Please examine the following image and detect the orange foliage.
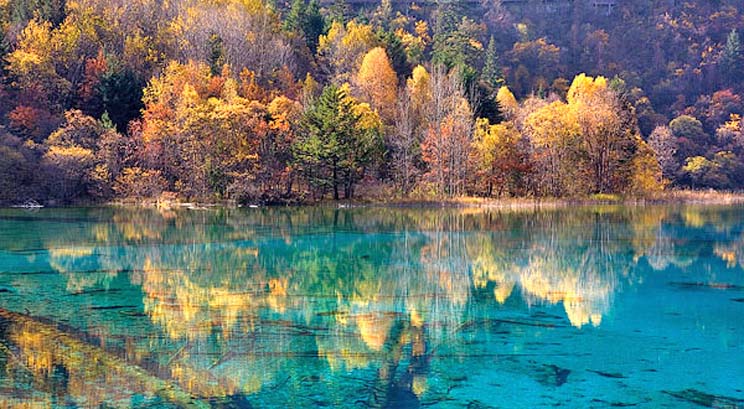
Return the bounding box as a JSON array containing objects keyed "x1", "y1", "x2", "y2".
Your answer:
[
  {"x1": 79, "y1": 49, "x2": 108, "y2": 103},
  {"x1": 8, "y1": 105, "x2": 58, "y2": 142}
]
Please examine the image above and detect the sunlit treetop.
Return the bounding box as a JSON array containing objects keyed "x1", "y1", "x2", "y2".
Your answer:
[{"x1": 567, "y1": 73, "x2": 609, "y2": 106}]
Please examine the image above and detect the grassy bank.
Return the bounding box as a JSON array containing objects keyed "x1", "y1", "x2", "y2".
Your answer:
[
  {"x1": 100, "y1": 189, "x2": 744, "y2": 210},
  {"x1": 423, "y1": 190, "x2": 744, "y2": 209}
]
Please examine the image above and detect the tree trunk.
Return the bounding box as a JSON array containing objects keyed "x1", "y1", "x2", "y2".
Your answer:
[
  {"x1": 332, "y1": 164, "x2": 339, "y2": 200},
  {"x1": 345, "y1": 178, "x2": 352, "y2": 199}
]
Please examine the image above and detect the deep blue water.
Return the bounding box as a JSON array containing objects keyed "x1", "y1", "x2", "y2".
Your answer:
[{"x1": 0, "y1": 205, "x2": 742, "y2": 408}]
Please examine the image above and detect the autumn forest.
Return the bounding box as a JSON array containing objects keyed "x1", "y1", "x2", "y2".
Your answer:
[{"x1": 1, "y1": 0, "x2": 744, "y2": 204}]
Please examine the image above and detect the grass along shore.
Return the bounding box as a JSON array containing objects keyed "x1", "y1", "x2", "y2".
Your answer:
[{"x1": 97, "y1": 189, "x2": 744, "y2": 210}]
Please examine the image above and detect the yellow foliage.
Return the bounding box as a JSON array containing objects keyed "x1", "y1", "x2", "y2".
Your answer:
[
  {"x1": 721, "y1": 113, "x2": 742, "y2": 133},
  {"x1": 268, "y1": 95, "x2": 302, "y2": 125},
  {"x1": 319, "y1": 20, "x2": 378, "y2": 83},
  {"x1": 567, "y1": 73, "x2": 609, "y2": 106},
  {"x1": 414, "y1": 20, "x2": 430, "y2": 42},
  {"x1": 356, "y1": 47, "x2": 398, "y2": 122},
  {"x1": 45, "y1": 145, "x2": 94, "y2": 161},
  {"x1": 342, "y1": 21, "x2": 376, "y2": 48},
  {"x1": 6, "y1": 19, "x2": 55, "y2": 82},
  {"x1": 496, "y1": 86, "x2": 518, "y2": 119},
  {"x1": 318, "y1": 20, "x2": 344, "y2": 52},
  {"x1": 524, "y1": 101, "x2": 578, "y2": 148},
  {"x1": 407, "y1": 65, "x2": 432, "y2": 112},
  {"x1": 468, "y1": 38, "x2": 483, "y2": 50},
  {"x1": 179, "y1": 83, "x2": 201, "y2": 110},
  {"x1": 15, "y1": 18, "x2": 53, "y2": 55},
  {"x1": 471, "y1": 118, "x2": 520, "y2": 173},
  {"x1": 630, "y1": 139, "x2": 664, "y2": 195},
  {"x1": 683, "y1": 156, "x2": 710, "y2": 175},
  {"x1": 222, "y1": 77, "x2": 239, "y2": 101},
  {"x1": 319, "y1": 20, "x2": 377, "y2": 57},
  {"x1": 353, "y1": 102, "x2": 383, "y2": 133}
]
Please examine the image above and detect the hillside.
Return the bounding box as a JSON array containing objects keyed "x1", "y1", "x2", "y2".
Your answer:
[{"x1": 1, "y1": 0, "x2": 743, "y2": 204}]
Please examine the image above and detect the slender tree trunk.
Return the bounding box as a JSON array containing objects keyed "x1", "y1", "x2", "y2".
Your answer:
[{"x1": 332, "y1": 164, "x2": 339, "y2": 200}]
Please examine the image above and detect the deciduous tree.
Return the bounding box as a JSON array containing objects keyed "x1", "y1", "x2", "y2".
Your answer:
[
  {"x1": 568, "y1": 74, "x2": 637, "y2": 193},
  {"x1": 356, "y1": 47, "x2": 398, "y2": 124},
  {"x1": 470, "y1": 118, "x2": 529, "y2": 197},
  {"x1": 648, "y1": 125, "x2": 678, "y2": 182},
  {"x1": 420, "y1": 69, "x2": 473, "y2": 197}
]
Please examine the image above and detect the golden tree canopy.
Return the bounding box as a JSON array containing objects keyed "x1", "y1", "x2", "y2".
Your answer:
[
  {"x1": 356, "y1": 47, "x2": 398, "y2": 123},
  {"x1": 496, "y1": 86, "x2": 518, "y2": 119}
]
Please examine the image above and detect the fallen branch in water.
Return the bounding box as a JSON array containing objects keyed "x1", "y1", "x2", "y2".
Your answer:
[
  {"x1": 0, "y1": 308, "x2": 209, "y2": 408},
  {"x1": 663, "y1": 388, "x2": 744, "y2": 408}
]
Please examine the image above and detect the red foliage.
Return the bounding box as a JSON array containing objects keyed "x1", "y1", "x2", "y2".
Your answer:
[
  {"x1": 8, "y1": 105, "x2": 59, "y2": 142},
  {"x1": 79, "y1": 49, "x2": 108, "y2": 104}
]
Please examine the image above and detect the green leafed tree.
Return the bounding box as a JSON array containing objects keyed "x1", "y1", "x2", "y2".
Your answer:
[
  {"x1": 303, "y1": 0, "x2": 324, "y2": 54},
  {"x1": 284, "y1": 0, "x2": 324, "y2": 54},
  {"x1": 720, "y1": 29, "x2": 743, "y2": 86},
  {"x1": 207, "y1": 33, "x2": 226, "y2": 76},
  {"x1": 482, "y1": 35, "x2": 503, "y2": 91},
  {"x1": 98, "y1": 68, "x2": 144, "y2": 133},
  {"x1": 477, "y1": 35, "x2": 504, "y2": 122},
  {"x1": 293, "y1": 84, "x2": 382, "y2": 200},
  {"x1": 377, "y1": 29, "x2": 411, "y2": 81}
]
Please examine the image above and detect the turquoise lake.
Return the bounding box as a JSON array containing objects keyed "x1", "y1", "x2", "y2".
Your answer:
[{"x1": 0, "y1": 205, "x2": 742, "y2": 408}]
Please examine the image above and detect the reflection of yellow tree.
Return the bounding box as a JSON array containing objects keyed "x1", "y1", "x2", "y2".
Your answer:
[
  {"x1": 469, "y1": 234, "x2": 517, "y2": 303},
  {"x1": 141, "y1": 258, "x2": 263, "y2": 341},
  {"x1": 714, "y1": 234, "x2": 744, "y2": 268},
  {"x1": 414, "y1": 233, "x2": 470, "y2": 338},
  {"x1": 519, "y1": 254, "x2": 611, "y2": 328},
  {"x1": 47, "y1": 246, "x2": 120, "y2": 293},
  {"x1": 466, "y1": 209, "x2": 639, "y2": 328},
  {"x1": 25, "y1": 205, "x2": 744, "y2": 404},
  {"x1": 135, "y1": 248, "x2": 291, "y2": 397},
  {"x1": 628, "y1": 207, "x2": 669, "y2": 262},
  {"x1": 316, "y1": 329, "x2": 373, "y2": 372}
]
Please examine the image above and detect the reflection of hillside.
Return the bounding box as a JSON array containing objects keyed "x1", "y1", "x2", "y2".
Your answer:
[{"x1": 14, "y1": 205, "x2": 744, "y2": 404}]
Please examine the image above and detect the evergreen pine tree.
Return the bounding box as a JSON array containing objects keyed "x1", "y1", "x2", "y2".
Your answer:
[
  {"x1": 328, "y1": 0, "x2": 350, "y2": 25},
  {"x1": 377, "y1": 29, "x2": 411, "y2": 81},
  {"x1": 303, "y1": 0, "x2": 324, "y2": 54},
  {"x1": 98, "y1": 69, "x2": 144, "y2": 132},
  {"x1": 283, "y1": 0, "x2": 305, "y2": 32},
  {"x1": 293, "y1": 85, "x2": 379, "y2": 199},
  {"x1": 208, "y1": 33, "x2": 226, "y2": 76},
  {"x1": 721, "y1": 29, "x2": 743, "y2": 85},
  {"x1": 482, "y1": 36, "x2": 504, "y2": 90}
]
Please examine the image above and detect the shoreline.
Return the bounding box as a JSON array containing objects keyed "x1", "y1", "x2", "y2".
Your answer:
[
  {"x1": 6, "y1": 190, "x2": 744, "y2": 210},
  {"x1": 100, "y1": 189, "x2": 744, "y2": 210}
]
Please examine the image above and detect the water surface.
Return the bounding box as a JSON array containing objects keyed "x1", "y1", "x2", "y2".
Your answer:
[{"x1": 0, "y1": 205, "x2": 742, "y2": 408}]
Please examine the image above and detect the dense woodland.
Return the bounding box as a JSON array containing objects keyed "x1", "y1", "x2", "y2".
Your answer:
[{"x1": 1, "y1": 0, "x2": 743, "y2": 204}]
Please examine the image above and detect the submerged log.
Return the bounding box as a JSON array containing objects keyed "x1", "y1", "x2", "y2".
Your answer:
[
  {"x1": 0, "y1": 308, "x2": 209, "y2": 408},
  {"x1": 90, "y1": 305, "x2": 139, "y2": 310},
  {"x1": 664, "y1": 388, "x2": 744, "y2": 408},
  {"x1": 669, "y1": 282, "x2": 744, "y2": 291},
  {"x1": 587, "y1": 369, "x2": 626, "y2": 379}
]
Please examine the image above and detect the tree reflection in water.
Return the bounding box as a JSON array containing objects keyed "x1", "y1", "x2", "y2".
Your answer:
[{"x1": 0, "y1": 205, "x2": 742, "y2": 406}]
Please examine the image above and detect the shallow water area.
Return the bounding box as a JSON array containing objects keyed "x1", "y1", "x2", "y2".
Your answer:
[{"x1": 0, "y1": 205, "x2": 742, "y2": 408}]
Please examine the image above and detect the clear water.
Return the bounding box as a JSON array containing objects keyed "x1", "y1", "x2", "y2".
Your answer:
[{"x1": 0, "y1": 205, "x2": 742, "y2": 408}]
